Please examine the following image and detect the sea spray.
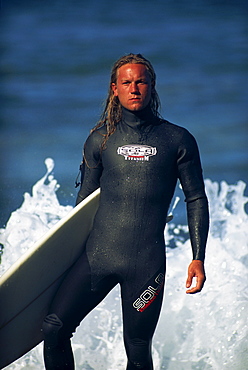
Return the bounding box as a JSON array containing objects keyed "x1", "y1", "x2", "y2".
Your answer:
[
  {"x1": 0, "y1": 159, "x2": 247, "y2": 369},
  {"x1": 158, "y1": 179, "x2": 248, "y2": 369},
  {"x1": 0, "y1": 158, "x2": 72, "y2": 276}
]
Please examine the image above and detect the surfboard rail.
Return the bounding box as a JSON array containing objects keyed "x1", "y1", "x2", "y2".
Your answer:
[{"x1": 0, "y1": 188, "x2": 100, "y2": 368}]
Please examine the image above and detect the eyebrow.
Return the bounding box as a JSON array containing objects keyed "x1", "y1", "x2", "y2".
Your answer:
[{"x1": 120, "y1": 77, "x2": 148, "y2": 82}]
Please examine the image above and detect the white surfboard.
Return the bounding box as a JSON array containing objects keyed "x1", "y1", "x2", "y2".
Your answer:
[{"x1": 0, "y1": 188, "x2": 100, "y2": 369}]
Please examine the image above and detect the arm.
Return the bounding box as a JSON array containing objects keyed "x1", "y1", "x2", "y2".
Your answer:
[
  {"x1": 76, "y1": 132, "x2": 103, "y2": 205},
  {"x1": 177, "y1": 130, "x2": 209, "y2": 293},
  {"x1": 185, "y1": 197, "x2": 209, "y2": 294}
]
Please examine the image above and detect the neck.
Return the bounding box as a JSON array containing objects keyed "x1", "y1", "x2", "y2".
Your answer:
[{"x1": 121, "y1": 106, "x2": 155, "y2": 128}]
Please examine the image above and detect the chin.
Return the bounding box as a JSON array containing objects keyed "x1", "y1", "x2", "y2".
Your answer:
[{"x1": 128, "y1": 105, "x2": 144, "y2": 112}]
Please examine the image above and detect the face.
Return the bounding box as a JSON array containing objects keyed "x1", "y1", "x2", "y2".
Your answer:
[{"x1": 111, "y1": 63, "x2": 154, "y2": 111}]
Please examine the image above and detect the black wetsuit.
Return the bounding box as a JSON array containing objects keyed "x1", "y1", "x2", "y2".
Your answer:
[{"x1": 42, "y1": 107, "x2": 209, "y2": 370}]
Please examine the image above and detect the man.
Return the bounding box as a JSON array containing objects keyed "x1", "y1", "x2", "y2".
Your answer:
[{"x1": 42, "y1": 53, "x2": 209, "y2": 369}]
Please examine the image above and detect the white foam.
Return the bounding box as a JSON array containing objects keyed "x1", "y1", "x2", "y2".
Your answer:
[{"x1": 1, "y1": 159, "x2": 247, "y2": 369}]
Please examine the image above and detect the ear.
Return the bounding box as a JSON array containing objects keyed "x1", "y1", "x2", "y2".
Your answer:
[{"x1": 111, "y1": 83, "x2": 118, "y2": 97}]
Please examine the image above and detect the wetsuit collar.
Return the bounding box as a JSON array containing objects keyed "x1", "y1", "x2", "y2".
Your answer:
[{"x1": 121, "y1": 106, "x2": 156, "y2": 129}]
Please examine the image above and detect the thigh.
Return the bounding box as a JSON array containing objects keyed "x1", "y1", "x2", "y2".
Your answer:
[
  {"x1": 48, "y1": 252, "x2": 117, "y2": 335},
  {"x1": 121, "y1": 263, "x2": 165, "y2": 342}
]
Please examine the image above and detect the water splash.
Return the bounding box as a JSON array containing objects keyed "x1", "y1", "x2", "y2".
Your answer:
[
  {"x1": 0, "y1": 159, "x2": 247, "y2": 369},
  {"x1": 0, "y1": 158, "x2": 72, "y2": 276}
]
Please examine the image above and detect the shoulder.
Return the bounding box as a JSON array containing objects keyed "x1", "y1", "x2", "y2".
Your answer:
[
  {"x1": 159, "y1": 119, "x2": 196, "y2": 143},
  {"x1": 85, "y1": 125, "x2": 107, "y2": 149}
]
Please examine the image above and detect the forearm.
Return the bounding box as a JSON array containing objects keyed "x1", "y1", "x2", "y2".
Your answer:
[
  {"x1": 75, "y1": 162, "x2": 102, "y2": 206},
  {"x1": 76, "y1": 191, "x2": 87, "y2": 205},
  {"x1": 187, "y1": 197, "x2": 209, "y2": 262}
]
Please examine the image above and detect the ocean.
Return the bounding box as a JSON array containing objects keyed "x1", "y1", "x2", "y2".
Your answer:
[{"x1": 0, "y1": 0, "x2": 247, "y2": 369}]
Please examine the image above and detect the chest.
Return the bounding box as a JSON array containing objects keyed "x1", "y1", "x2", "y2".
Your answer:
[{"x1": 101, "y1": 124, "x2": 179, "y2": 173}]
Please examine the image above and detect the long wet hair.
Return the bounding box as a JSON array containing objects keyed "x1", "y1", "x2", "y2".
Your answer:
[{"x1": 91, "y1": 53, "x2": 161, "y2": 147}]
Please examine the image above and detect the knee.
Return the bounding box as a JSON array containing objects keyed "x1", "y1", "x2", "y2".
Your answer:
[
  {"x1": 42, "y1": 313, "x2": 64, "y2": 348},
  {"x1": 126, "y1": 338, "x2": 153, "y2": 369}
]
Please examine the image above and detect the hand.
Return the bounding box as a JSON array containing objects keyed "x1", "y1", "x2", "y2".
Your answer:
[{"x1": 186, "y1": 260, "x2": 206, "y2": 294}]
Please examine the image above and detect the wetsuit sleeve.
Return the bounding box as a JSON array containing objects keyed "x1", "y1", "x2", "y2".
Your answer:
[
  {"x1": 76, "y1": 132, "x2": 103, "y2": 205},
  {"x1": 177, "y1": 130, "x2": 209, "y2": 262}
]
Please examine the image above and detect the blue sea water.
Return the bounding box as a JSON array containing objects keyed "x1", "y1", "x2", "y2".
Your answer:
[
  {"x1": 1, "y1": 0, "x2": 247, "y2": 227},
  {"x1": 0, "y1": 0, "x2": 248, "y2": 369}
]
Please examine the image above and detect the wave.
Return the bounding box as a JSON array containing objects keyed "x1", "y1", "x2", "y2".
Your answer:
[{"x1": 0, "y1": 158, "x2": 247, "y2": 369}]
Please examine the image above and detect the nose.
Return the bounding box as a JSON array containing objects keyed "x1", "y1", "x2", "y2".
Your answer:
[{"x1": 130, "y1": 82, "x2": 140, "y2": 94}]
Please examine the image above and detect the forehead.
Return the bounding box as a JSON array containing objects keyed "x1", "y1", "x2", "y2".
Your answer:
[{"x1": 117, "y1": 63, "x2": 150, "y2": 80}]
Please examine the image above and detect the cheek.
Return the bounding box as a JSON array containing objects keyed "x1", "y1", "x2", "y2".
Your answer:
[
  {"x1": 116, "y1": 87, "x2": 127, "y2": 101},
  {"x1": 143, "y1": 86, "x2": 152, "y2": 101}
]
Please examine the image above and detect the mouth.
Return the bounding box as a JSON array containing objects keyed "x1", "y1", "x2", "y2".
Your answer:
[{"x1": 129, "y1": 97, "x2": 141, "y2": 101}]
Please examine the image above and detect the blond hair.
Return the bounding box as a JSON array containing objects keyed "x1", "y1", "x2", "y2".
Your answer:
[{"x1": 91, "y1": 53, "x2": 161, "y2": 147}]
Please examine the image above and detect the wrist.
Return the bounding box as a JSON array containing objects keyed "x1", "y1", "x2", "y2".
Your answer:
[{"x1": 192, "y1": 259, "x2": 204, "y2": 264}]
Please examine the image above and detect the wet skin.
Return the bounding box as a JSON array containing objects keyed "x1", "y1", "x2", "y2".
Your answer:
[{"x1": 111, "y1": 63, "x2": 154, "y2": 112}]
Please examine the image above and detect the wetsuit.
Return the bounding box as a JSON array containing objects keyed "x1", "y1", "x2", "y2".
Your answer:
[{"x1": 42, "y1": 106, "x2": 209, "y2": 369}]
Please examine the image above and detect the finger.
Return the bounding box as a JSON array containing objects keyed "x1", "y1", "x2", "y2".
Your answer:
[
  {"x1": 186, "y1": 276, "x2": 205, "y2": 294},
  {"x1": 186, "y1": 286, "x2": 201, "y2": 294},
  {"x1": 186, "y1": 285, "x2": 201, "y2": 294},
  {"x1": 186, "y1": 267, "x2": 196, "y2": 288},
  {"x1": 186, "y1": 275, "x2": 193, "y2": 288}
]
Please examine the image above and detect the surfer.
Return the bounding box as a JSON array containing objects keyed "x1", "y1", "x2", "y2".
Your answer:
[{"x1": 42, "y1": 53, "x2": 209, "y2": 369}]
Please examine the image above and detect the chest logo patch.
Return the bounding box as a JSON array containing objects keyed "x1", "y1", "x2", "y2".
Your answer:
[{"x1": 117, "y1": 144, "x2": 157, "y2": 161}]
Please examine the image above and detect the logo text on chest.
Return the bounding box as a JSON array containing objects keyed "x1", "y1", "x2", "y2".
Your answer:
[{"x1": 117, "y1": 144, "x2": 157, "y2": 161}]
